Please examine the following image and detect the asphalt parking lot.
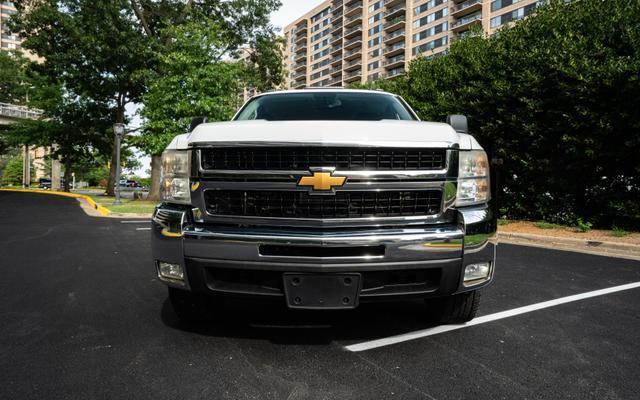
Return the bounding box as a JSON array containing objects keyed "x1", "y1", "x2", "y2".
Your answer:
[{"x1": 1, "y1": 192, "x2": 639, "y2": 400}]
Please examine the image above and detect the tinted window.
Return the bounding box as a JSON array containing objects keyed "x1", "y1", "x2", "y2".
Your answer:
[{"x1": 235, "y1": 92, "x2": 416, "y2": 121}]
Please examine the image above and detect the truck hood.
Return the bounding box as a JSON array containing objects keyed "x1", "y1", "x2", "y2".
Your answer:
[{"x1": 166, "y1": 120, "x2": 483, "y2": 150}]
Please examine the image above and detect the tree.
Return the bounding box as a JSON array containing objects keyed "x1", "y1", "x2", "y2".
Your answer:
[
  {"x1": 1, "y1": 155, "x2": 31, "y2": 186},
  {"x1": 10, "y1": 0, "x2": 154, "y2": 195},
  {"x1": 130, "y1": 1, "x2": 284, "y2": 199},
  {"x1": 0, "y1": 50, "x2": 30, "y2": 105},
  {"x1": 10, "y1": 0, "x2": 283, "y2": 197},
  {"x1": 360, "y1": 0, "x2": 640, "y2": 229},
  {"x1": 4, "y1": 90, "x2": 113, "y2": 191}
]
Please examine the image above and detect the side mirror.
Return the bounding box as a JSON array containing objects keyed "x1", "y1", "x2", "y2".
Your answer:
[
  {"x1": 189, "y1": 116, "x2": 208, "y2": 132},
  {"x1": 446, "y1": 114, "x2": 468, "y2": 134}
]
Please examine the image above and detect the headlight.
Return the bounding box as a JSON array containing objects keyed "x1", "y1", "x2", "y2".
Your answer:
[
  {"x1": 456, "y1": 150, "x2": 490, "y2": 206},
  {"x1": 161, "y1": 150, "x2": 191, "y2": 204}
]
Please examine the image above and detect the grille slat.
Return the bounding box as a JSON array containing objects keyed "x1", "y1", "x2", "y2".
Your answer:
[
  {"x1": 204, "y1": 190, "x2": 442, "y2": 219},
  {"x1": 201, "y1": 147, "x2": 446, "y2": 171}
]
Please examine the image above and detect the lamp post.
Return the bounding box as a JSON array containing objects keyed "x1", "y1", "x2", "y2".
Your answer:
[{"x1": 113, "y1": 123, "x2": 125, "y2": 205}]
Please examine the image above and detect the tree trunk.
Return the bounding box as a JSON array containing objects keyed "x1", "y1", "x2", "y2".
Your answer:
[
  {"x1": 148, "y1": 154, "x2": 162, "y2": 201},
  {"x1": 63, "y1": 157, "x2": 72, "y2": 192},
  {"x1": 106, "y1": 141, "x2": 117, "y2": 196}
]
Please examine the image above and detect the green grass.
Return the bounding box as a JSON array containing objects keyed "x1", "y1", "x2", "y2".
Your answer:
[
  {"x1": 609, "y1": 227, "x2": 630, "y2": 237},
  {"x1": 89, "y1": 195, "x2": 157, "y2": 214},
  {"x1": 534, "y1": 221, "x2": 562, "y2": 229},
  {"x1": 498, "y1": 219, "x2": 510, "y2": 226}
]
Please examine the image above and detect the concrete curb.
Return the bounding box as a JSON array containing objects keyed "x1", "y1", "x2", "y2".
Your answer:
[
  {"x1": 498, "y1": 231, "x2": 640, "y2": 261},
  {"x1": 0, "y1": 188, "x2": 111, "y2": 216}
]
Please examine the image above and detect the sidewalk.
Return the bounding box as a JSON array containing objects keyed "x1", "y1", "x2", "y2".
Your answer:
[{"x1": 498, "y1": 221, "x2": 640, "y2": 260}]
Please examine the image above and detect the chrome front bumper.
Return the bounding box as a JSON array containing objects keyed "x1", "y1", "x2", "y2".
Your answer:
[{"x1": 152, "y1": 203, "x2": 497, "y2": 301}]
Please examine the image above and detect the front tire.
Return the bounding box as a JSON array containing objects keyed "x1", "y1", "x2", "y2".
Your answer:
[
  {"x1": 425, "y1": 290, "x2": 481, "y2": 324},
  {"x1": 168, "y1": 287, "x2": 215, "y2": 322}
]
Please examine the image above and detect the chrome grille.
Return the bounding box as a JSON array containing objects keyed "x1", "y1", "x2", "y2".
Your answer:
[
  {"x1": 200, "y1": 147, "x2": 446, "y2": 171},
  {"x1": 204, "y1": 190, "x2": 442, "y2": 219}
]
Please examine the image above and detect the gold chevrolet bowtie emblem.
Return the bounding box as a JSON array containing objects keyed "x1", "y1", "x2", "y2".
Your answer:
[{"x1": 298, "y1": 170, "x2": 347, "y2": 192}]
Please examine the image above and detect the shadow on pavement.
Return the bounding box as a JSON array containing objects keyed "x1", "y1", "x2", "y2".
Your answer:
[{"x1": 160, "y1": 295, "x2": 437, "y2": 345}]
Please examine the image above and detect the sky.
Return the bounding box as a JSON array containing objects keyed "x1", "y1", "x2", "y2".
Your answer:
[
  {"x1": 130, "y1": 1, "x2": 324, "y2": 177},
  {"x1": 270, "y1": 0, "x2": 324, "y2": 32}
]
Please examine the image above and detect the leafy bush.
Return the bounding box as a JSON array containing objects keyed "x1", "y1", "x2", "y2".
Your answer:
[{"x1": 575, "y1": 218, "x2": 593, "y2": 233}]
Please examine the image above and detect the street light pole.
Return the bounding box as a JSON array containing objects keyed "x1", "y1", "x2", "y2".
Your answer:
[{"x1": 113, "y1": 123, "x2": 125, "y2": 205}]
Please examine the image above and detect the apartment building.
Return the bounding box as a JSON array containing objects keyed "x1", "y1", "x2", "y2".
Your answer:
[
  {"x1": 283, "y1": 0, "x2": 543, "y2": 88},
  {"x1": 0, "y1": 1, "x2": 20, "y2": 51}
]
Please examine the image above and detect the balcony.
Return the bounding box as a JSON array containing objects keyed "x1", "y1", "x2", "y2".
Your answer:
[
  {"x1": 383, "y1": 16, "x2": 405, "y2": 32},
  {"x1": 328, "y1": 77, "x2": 343, "y2": 87},
  {"x1": 384, "y1": 29, "x2": 405, "y2": 44},
  {"x1": 343, "y1": 57, "x2": 362, "y2": 71},
  {"x1": 383, "y1": 55, "x2": 405, "y2": 69},
  {"x1": 330, "y1": 17, "x2": 343, "y2": 29},
  {"x1": 330, "y1": 33, "x2": 343, "y2": 45},
  {"x1": 343, "y1": 47, "x2": 362, "y2": 60},
  {"x1": 451, "y1": 12, "x2": 482, "y2": 32},
  {"x1": 330, "y1": 55, "x2": 343, "y2": 66},
  {"x1": 383, "y1": 68, "x2": 405, "y2": 79},
  {"x1": 385, "y1": 4, "x2": 406, "y2": 20},
  {"x1": 332, "y1": 0, "x2": 343, "y2": 7},
  {"x1": 343, "y1": 69, "x2": 362, "y2": 83},
  {"x1": 294, "y1": 52, "x2": 307, "y2": 62},
  {"x1": 295, "y1": 34, "x2": 307, "y2": 45},
  {"x1": 344, "y1": 14, "x2": 362, "y2": 28},
  {"x1": 452, "y1": 0, "x2": 482, "y2": 17},
  {"x1": 329, "y1": 66, "x2": 342, "y2": 77},
  {"x1": 343, "y1": 36, "x2": 362, "y2": 50},
  {"x1": 383, "y1": 42, "x2": 405, "y2": 57},
  {"x1": 344, "y1": 24, "x2": 362, "y2": 39},
  {"x1": 344, "y1": 1, "x2": 363, "y2": 17},
  {"x1": 292, "y1": 81, "x2": 306, "y2": 89},
  {"x1": 292, "y1": 70, "x2": 307, "y2": 80},
  {"x1": 384, "y1": 0, "x2": 405, "y2": 8},
  {"x1": 293, "y1": 61, "x2": 307, "y2": 71},
  {"x1": 330, "y1": 45, "x2": 343, "y2": 56}
]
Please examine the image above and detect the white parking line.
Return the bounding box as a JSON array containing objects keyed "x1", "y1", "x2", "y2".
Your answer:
[
  {"x1": 136, "y1": 227, "x2": 151, "y2": 231},
  {"x1": 345, "y1": 281, "x2": 640, "y2": 352},
  {"x1": 121, "y1": 221, "x2": 150, "y2": 224}
]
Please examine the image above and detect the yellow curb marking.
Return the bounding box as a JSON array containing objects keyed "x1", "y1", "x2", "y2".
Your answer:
[{"x1": 0, "y1": 188, "x2": 111, "y2": 216}]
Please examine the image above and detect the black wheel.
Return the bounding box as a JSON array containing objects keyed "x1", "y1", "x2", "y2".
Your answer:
[
  {"x1": 425, "y1": 290, "x2": 481, "y2": 324},
  {"x1": 168, "y1": 287, "x2": 216, "y2": 322}
]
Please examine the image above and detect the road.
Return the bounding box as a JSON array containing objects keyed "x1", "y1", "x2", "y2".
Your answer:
[{"x1": 1, "y1": 192, "x2": 639, "y2": 400}]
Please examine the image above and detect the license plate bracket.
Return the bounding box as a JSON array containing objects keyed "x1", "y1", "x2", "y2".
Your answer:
[{"x1": 283, "y1": 273, "x2": 361, "y2": 309}]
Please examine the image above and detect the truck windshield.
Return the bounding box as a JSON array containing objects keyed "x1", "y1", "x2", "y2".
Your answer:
[{"x1": 234, "y1": 92, "x2": 417, "y2": 121}]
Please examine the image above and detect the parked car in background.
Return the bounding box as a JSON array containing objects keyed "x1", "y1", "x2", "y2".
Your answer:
[{"x1": 38, "y1": 177, "x2": 64, "y2": 189}]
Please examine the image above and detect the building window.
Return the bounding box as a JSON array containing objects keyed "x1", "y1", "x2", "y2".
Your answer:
[
  {"x1": 311, "y1": 7, "x2": 330, "y2": 23},
  {"x1": 368, "y1": 36, "x2": 380, "y2": 48},
  {"x1": 490, "y1": 3, "x2": 539, "y2": 28},
  {"x1": 414, "y1": 0, "x2": 446, "y2": 16},
  {"x1": 368, "y1": 72, "x2": 380, "y2": 82},
  {"x1": 412, "y1": 22, "x2": 447, "y2": 42},
  {"x1": 367, "y1": 61, "x2": 379, "y2": 71},
  {"x1": 368, "y1": 1, "x2": 384, "y2": 12},
  {"x1": 413, "y1": 8, "x2": 448, "y2": 29},
  {"x1": 368, "y1": 12, "x2": 382, "y2": 25},
  {"x1": 412, "y1": 36, "x2": 448, "y2": 55},
  {"x1": 369, "y1": 48, "x2": 380, "y2": 58}
]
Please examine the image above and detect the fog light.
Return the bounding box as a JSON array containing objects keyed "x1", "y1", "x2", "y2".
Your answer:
[
  {"x1": 158, "y1": 261, "x2": 184, "y2": 281},
  {"x1": 463, "y1": 262, "x2": 491, "y2": 286}
]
